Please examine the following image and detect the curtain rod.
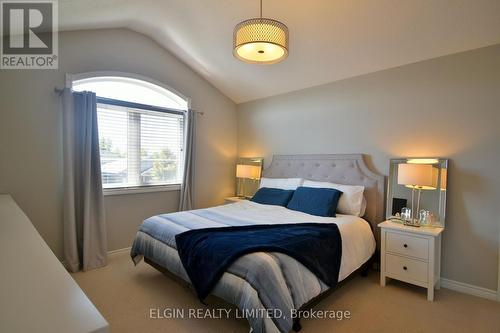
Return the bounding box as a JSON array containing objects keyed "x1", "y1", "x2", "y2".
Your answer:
[{"x1": 53, "y1": 86, "x2": 204, "y2": 115}]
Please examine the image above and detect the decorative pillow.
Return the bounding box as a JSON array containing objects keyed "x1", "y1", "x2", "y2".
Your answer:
[
  {"x1": 302, "y1": 180, "x2": 365, "y2": 216},
  {"x1": 251, "y1": 187, "x2": 295, "y2": 207},
  {"x1": 286, "y1": 187, "x2": 343, "y2": 217},
  {"x1": 258, "y1": 177, "x2": 303, "y2": 190}
]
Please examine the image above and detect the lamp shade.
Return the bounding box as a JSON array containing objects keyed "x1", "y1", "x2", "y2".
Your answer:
[
  {"x1": 236, "y1": 164, "x2": 261, "y2": 180},
  {"x1": 233, "y1": 18, "x2": 289, "y2": 64},
  {"x1": 398, "y1": 163, "x2": 437, "y2": 190}
]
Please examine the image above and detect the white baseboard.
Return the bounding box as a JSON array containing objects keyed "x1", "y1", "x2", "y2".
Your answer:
[
  {"x1": 108, "y1": 247, "x2": 131, "y2": 256},
  {"x1": 441, "y1": 278, "x2": 498, "y2": 301},
  {"x1": 61, "y1": 247, "x2": 132, "y2": 268}
]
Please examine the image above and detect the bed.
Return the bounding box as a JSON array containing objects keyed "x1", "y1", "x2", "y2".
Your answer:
[{"x1": 131, "y1": 154, "x2": 384, "y2": 333}]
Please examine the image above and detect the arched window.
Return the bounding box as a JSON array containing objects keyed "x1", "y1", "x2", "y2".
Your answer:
[
  {"x1": 73, "y1": 76, "x2": 188, "y2": 110},
  {"x1": 72, "y1": 75, "x2": 188, "y2": 191}
]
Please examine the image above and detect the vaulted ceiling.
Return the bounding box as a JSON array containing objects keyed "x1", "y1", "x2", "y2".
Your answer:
[{"x1": 60, "y1": 0, "x2": 500, "y2": 103}]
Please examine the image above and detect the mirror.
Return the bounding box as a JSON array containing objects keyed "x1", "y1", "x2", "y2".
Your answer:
[
  {"x1": 386, "y1": 158, "x2": 448, "y2": 227},
  {"x1": 236, "y1": 157, "x2": 263, "y2": 198}
]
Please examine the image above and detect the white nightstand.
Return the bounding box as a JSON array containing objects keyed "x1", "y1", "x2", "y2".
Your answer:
[
  {"x1": 224, "y1": 196, "x2": 246, "y2": 204},
  {"x1": 378, "y1": 220, "x2": 444, "y2": 301}
]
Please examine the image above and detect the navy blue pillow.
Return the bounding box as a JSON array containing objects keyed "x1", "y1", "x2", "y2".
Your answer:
[
  {"x1": 287, "y1": 187, "x2": 343, "y2": 217},
  {"x1": 251, "y1": 187, "x2": 295, "y2": 207}
]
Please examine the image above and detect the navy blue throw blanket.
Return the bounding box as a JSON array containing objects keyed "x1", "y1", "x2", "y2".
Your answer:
[{"x1": 175, "y1": 223, "x2": 342, "y2": 301}]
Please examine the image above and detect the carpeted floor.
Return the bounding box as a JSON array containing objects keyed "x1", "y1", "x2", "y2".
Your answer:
[{"x1": 72, "y1": 252, "x2": 500, "y2": 333}]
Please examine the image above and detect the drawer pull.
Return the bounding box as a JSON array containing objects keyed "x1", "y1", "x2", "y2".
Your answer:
[
  {"x1": 403, "y1": 244, "x2": 408, "y2": 248},
  {"x1": 403, "y1": 266, "x2": 407, "y2": 271}
]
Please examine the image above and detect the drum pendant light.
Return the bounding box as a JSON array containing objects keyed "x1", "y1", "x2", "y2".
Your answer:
[{"x1": 233, "y1": 0, "x2": 289, "y2": 64}]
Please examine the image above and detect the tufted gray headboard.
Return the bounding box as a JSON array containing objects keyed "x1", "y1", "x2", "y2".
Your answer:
[{"x1": 263, "y1": 154, "x2": 385, "y2": 245}]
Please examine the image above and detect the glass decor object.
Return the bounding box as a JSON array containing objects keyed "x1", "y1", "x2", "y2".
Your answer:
[
  {"x1": 233, "y1": 0, "x2": 289, "y2": 64},
  {"x1": 401, "y1": 207, "x2": 412, "y2": 222},
  {"x1": 419, "y1": 210, "x2": 431, "y2": 226},
  {"x1": 387, "y1": 158, "x2": 448, "y2": 228}
]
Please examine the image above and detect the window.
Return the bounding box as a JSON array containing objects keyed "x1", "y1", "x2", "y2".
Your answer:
[{"x1": 72, "y1": 76, "x2": 188, "y2": 191}]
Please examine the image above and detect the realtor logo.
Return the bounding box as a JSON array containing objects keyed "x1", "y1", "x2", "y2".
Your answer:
[{"x1": 1, "y1": 0, "x2": 58, "y2": 69}]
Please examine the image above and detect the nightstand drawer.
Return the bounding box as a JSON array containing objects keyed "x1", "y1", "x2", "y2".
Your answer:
[
  {"x1": 386, "y1": 254, "x2": 428, "y2": 283},
  {"x1": 379, "y1": 220, "x2": 444, "y2": 301},
  {"x1": 386, "y1": 231, "x2": 428, "y2": 260}
]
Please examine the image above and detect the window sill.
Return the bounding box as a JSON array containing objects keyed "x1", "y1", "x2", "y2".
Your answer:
[{"x1": 103, "y1": 184, "x2": 181, "y2": 196}]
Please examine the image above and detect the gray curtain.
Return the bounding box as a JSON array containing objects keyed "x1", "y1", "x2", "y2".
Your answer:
[
  {"x1": 62, "y1": 89, "x2": 107, "y2": 272},
  {"x1": 179, "y1": 109, "x2": 197, "y2": 211}
]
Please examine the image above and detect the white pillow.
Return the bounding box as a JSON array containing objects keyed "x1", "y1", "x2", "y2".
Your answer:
[
  {"x1": 259, "y1": 177, "x2": 303, "y2": 190},
  {"x1": 302, "y1": 180, "x2": 366, "y2": 216},
  {"x1": 360, "y1": 196, "x2": 367, "y2": 217}
]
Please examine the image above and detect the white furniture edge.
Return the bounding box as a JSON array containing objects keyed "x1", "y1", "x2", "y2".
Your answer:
[
  {"x1": 0, "y1": 194, "x2": 109, "y2": 333},
  {"x1": 379, "y1": 220, "x2": 444, "y2": 236}
]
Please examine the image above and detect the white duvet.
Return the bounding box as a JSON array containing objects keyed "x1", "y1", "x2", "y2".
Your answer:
[{"x1": 210, "y1": 200, "x2": 376, "y2": 281}]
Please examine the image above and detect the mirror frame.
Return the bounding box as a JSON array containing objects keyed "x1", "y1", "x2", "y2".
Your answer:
[{"x1": 386, "y1": 158, "x2": 449, "y2": 227}]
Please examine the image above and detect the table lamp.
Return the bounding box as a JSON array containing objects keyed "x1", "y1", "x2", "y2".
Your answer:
[
  {"x1": 236, "y1": 164, "x2": 261, "y2": 198},
  {"x1": 398, "y1": 163, "x2": 437, "y2": 226}
]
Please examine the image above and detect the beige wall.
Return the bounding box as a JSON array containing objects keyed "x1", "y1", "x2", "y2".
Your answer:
[
  {"x1": 0, "y1": 29, "x2": 237, "y2": 259},
  {"x1": 238, "y1": 44, "x2": 500, "y2": 290},
  {"x1": 0, "y1": 27, "x2": 498, "y2": 292}
]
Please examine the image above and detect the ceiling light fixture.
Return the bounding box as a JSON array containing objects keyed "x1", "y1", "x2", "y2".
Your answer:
[{"x1": 233, "y1": 0, "x2": 289, "y2": 64}]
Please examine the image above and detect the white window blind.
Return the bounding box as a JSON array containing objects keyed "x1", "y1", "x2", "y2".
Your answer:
[{"x1": 97, "y1": 103, "x2": 185, "y2": 189}]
